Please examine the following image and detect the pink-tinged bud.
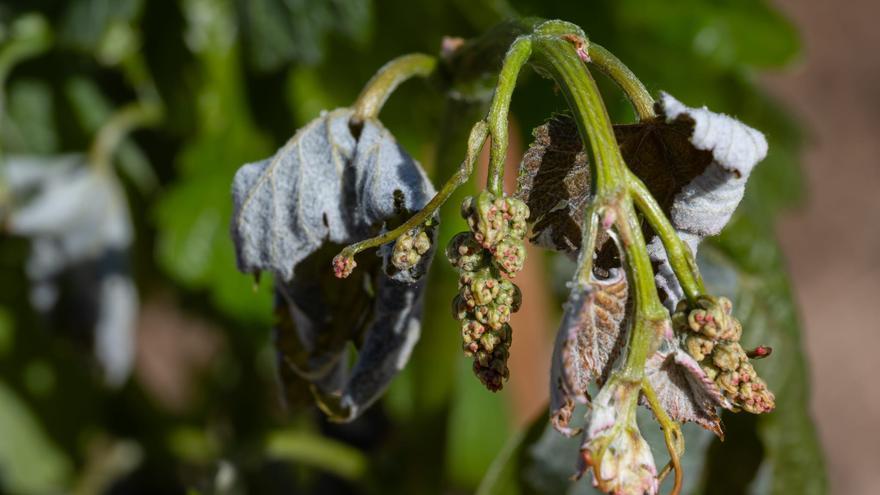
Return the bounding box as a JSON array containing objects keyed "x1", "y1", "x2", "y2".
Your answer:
[
  {"x1": 746, "y1": 346, "x2": 773, "y2": 359},
  {"x1": 332, "y1": 255, "x2": 356, "y2": 278},
  {"x1": 581, "y1": 380, "x2": 658, "y2": 495},
  {"x1": 562, "y1": 33, "x2": 591, "y2": 63}
]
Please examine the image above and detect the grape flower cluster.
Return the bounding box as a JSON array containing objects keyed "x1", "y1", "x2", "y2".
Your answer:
[
  {"x1": 446, "y1": 191, "x2": 529, "y2": 391},
  {"x1": 672, "y1": 295, "x2": 775, "y2": 414}
]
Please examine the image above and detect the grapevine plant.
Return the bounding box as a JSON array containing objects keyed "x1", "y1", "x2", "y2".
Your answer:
[{"x1": 230, "y1": 19, "x2": 776, "y2": 495}]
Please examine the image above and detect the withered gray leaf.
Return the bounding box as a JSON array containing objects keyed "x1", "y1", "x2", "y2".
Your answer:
[
  {"x1": 643, "y1": 345, "x2": 726, "y2": 437},
  {"x1": 549, "y1": 268, "x2": 628, "y2": 436},
  {"x1": 230, "y1": 108, "x2": 437, "y2": 421},
  {"x1": 646, "y1": 93, "x2": 768, "y2": 309},
  {"x1": 1, "y1": 155, "x2": 137, "y2": 386}
]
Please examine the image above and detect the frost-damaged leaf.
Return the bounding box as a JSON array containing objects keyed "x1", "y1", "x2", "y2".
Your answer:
[
  {"x1": 659, "y1": 92, "x2": 768, "y2": 240},
  {"x1": 549, "y1": 269, "x2": 628, "y2": 436},
  {"x1": 1, "y1": 155, "x2": 137, "y2": 385},
  {"x1": 518, "y1": 94, "x2": 767, "y2": 284},
  {"x1": 637, "y1": 93, "x2": 768, "y2": 309},
  {"x1": 643, "y1": 345, "x2": 725, "y2": 437},
  {"x1": 515, "y1": 114, "x2": 591, "y2": 255},
  {"x1": 231, "y1": 108, "x2": 437, "y2": 421}
]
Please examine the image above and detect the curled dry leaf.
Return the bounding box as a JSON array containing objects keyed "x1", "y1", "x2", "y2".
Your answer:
[
  {"x1": 638, "y1": 93, "x2": 768, "y2": 308},
  {"x1": 549, "y1": 268, "x2": 628, "y2": 436},
  {"x1": 230, "y1": 108, "x2": 437, "y2": 421},
  {"x1": 643, "y1": 345, "x2": 726, "y2": 437},
  {"x1": 1, "y1": 155, "x2": 137, "y2": 386}
]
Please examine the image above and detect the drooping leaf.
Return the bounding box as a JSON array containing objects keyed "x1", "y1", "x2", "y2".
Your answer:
[
  {"x1": 657, "y1": 93, "x2": 768, "y2": 240},
  {"x1": 1, "y1": 155, "x2": 137, "y2": 385},
  {"x1": 643, "y1": 346, "x2": 724, "y2": 436},
  {"x1": 231, "y1": 108, "x2": 437, "y2": 421},
  {"x1": 549, "y1": 269, "x2": 628, "y2": 436},
  {"x1": 517, "y1": 93, "x2": 767, "y2": 267}
]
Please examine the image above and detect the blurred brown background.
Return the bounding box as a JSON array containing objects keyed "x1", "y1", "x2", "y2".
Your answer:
[{"x1": 763, "y1": 0, "x2": 878, "y2": 493}]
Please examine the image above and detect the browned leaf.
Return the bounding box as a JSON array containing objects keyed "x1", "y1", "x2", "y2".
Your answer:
[
  {"x1": 549, "y1": 269, "x2": 629, "y2": 435},
  {"x1": 515, "y1": 114, "x2": 591, "y2": 255},
  {"x1": 516, "y1": 113, "x2": 709, "y2": 252},
  {"x1": 643, "y1": 346, "x2": 725, "y2": 437}
]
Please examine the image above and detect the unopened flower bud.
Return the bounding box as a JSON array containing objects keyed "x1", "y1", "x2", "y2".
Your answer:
[
  {"x1": 581, "y1": 380, "x2": 658, "y2": 495},
  {"x1": 470, "y1": 271, "x2": 500, "y2": 306},
  {"x1": 712, "y1": 342, "x2": 746, "y2": 371},
  {"x1": 685, "y1": 334, "x2": 715, "y2": 361},
  {"x1": 446, "y1": 232, "x2": 487, "y2": 273},
  {"x1": 493, "y1": 237, "x2": 526, "y2": 276},
  {"x1": 332, "y1": 254, "x2": 356, "y2": 279}
]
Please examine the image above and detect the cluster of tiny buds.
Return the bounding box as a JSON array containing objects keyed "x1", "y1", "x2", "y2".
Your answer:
[
  {"x1": 673, "y1": 296, "x2": 775, "y2": 414},
  {"x1": 391, "y1": 227, "x2": 432, "y2": 271},
  {"x1": 332, "y1": 254, "x2": 357, "y2": 279},
  {"x1": 446, "y1": 191, "x2": 529, "y2": 391}
]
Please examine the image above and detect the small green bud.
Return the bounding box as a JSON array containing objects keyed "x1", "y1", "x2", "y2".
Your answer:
[
  {"x1": 712, "y1": 342, "x2": 745, "y2": 371},
  {"x1": 470, "y1": 270, "x2": 500, "y2": 306},
  {"x1": 685, "y1": 334, "x2": 715, "y2": 361},
  {"x1": 446, "y1": 232, "x2": 487, "y2": 273},
  {"x1": 493, "y1": 237, "x2": 526, "y2": 276},
  {"x1": 392, "y1": 228, "x2": 432, "y2": 271}
]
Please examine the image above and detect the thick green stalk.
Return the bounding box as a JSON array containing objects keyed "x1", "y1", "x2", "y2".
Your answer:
[
  {"x1": 627, "y1": 170, "x2": 706, "y2": 300},
  {"x1": 529, "y1": 22, "x2": 623, "y2": 196},
  {"x1": 352, "y1": 53, "x2": 438, "y2": 123},
  {"x1": 485, "y1": 36, "x2": 532, "y2": 196},
  {"x1": 587, "y1": 43, "x2": 654, "y2": 121},
  {"x1": 588, "y1": 42, "x2": 707, "y2": 304},
  {"x1": 529, "y1": 22, "x2": 666, "y2": 377},
  {"x1": 611, "y1": 193, "x2": 668, "y2": 383}
]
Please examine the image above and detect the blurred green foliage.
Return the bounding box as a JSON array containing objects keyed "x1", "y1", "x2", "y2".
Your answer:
[{"x1": 0, "y1": 0, "x2": 825, "y2": 493}]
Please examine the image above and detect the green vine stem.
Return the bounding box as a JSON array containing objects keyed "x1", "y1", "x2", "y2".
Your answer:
[
  {"x1": 351, "y1": 53, "x2": 438, "y2": 123},
  {"x1": 642, "y1": 378, "x2": 684, "y2": 493},
  {"x1": 335, "y1": 25, "x2": 539, "y2": 269},
  {"x1": 529, "y1": 21, "x2": 682, "y2": 492},
  {"x1": 627, "y1": 169, "x2": 707, "y2": 300},
  {"x1": 587, "y1": 43, "x2": 654, "y2": 121},
  {"x1": 529, "y1": 21, "x2": 670, "y2": 350},
  {"x1": 485, "y1": 36, "x2": 532, "y2": 196},
  {"x1": 335, "y1": 120, "x2": 488, "y2": 262},
  {"x1": 587, "y1": 41, "x2": 708, "y2": 304}
]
